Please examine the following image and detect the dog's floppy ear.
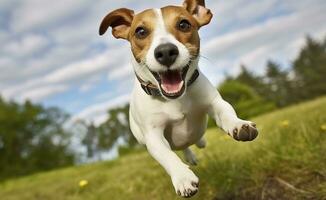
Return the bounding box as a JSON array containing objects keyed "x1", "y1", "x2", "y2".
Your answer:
[
  {"x1": 99, "y1": 8, "x2": 134, "y2": 40},
  {"x1": 182, "y1": 0, "x2": 213, "y2": 28}
]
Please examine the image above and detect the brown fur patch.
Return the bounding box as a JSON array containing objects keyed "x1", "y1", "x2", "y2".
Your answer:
[
  {"x1": 161, "y1": 6, "x2": 200, "y2": 57},
  {"x1": 99, "y1": 8, "x2": 134, "y2": 39},
  {"x1": 128, "y1": 9, "x2": 156, "y2": 63},
  {"x1": 183, "y1": 0, "x2": 213, "y2": 27}
]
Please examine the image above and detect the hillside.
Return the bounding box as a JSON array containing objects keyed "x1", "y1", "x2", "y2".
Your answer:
[{"x1": 1, "y1": 97, "x2": 326, "y2": 200}]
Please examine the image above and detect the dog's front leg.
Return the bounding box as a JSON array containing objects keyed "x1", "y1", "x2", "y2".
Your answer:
[
  {"x1": 145, "y1": 129, "x2": 199, "y2": 198},
  {"x1": 208, "y1": 94, "x2": 258, "y2": 141}
]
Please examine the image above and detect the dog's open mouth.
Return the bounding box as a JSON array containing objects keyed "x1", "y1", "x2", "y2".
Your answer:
[{"x1": 151, "y1": 66, "x2": 189, "y2": 99}]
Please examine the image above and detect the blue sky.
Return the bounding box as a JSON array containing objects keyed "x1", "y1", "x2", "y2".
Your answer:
[{"x1": 0, "y1": 0, "x2": 325, "y2": 125}]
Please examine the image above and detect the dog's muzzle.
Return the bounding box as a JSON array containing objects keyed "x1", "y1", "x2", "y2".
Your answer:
[
  {"x1": 136, "y1": 64, "x2": 199, "y2": 99},
  {"x1": 151, "y1": 66, "x2": 188, "y2": 99}
]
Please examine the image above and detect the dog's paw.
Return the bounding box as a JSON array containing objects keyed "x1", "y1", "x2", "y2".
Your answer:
[
  {"x1": 172, "y1": 168, "x2": 199, "y2": 198},
  {"x1": 229, "y1": 120, "x2": 258, "y2": 142}
]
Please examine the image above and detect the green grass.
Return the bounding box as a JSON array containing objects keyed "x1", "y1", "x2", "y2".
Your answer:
[{"x1": 1, "y1": 97, "x2": 326, "y2": 200}]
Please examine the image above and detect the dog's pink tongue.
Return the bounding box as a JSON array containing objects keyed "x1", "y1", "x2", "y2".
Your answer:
[{"x1": 161, "y1": 71, "x2": 183, "y2": 93}]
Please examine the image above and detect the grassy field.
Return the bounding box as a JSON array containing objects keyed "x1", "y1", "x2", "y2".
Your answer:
[{"x1": 1, "y1": 97, "x2": 326, "y2": 200}]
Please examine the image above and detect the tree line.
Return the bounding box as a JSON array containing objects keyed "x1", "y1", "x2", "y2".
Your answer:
[
  {"x1": 0, "y1": 99, "x2": 74, "y2": 180},
  {"x1": 216, "y1": 36, "x2": 325, "y2": 120},
  {"x1": 0, "y1": 35, "x2": 324, "y2": 181}
]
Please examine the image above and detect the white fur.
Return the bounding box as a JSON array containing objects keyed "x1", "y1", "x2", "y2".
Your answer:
[{"x1": 129, "y1": 8, "x2": 254, "y2": 197}]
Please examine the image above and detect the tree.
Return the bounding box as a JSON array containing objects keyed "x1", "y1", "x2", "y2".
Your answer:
[
  {"x1": 264, "y1": 60, "x2": 293, "y2": 106},
  {"x1": 218, "y1": 80, "x2": 275, "y2": 119},
  {"x1": 82, "y1": 123, "x2": 97, "y2": 159},
  {"x1": 293, "y1": 36, "x2": 326, "y2": 99},
  {"x1": 235, "y1": 65, "x2": 268, "y2": 97},
  {"x1": 81, "y1": 104, "x2": 137, "y2": 160},
  {"x1": 97, "y1": 105, "x2": 136, "y2": 151},
  {"x1": 0, "y1": 97, "x2": 75, "y2": 180}
]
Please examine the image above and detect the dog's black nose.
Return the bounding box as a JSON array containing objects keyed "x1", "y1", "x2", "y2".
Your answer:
[{"x1": 154, "y1": 43, "x2": 179, "y2": 67}]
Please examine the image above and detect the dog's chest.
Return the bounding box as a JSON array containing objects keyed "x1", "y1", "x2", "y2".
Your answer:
[{"x1": 162, "y1": 100, "x2": 208, "y2": 150}]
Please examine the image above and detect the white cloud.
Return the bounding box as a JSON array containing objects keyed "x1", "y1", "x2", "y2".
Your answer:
[
  {"x1": 44, "y1": 50, "x2": 111, "y2": 83},
  {"x1": 72, "y1": 94, "x2": 130, "y2": 125},
  {"x1": 3, "y1": 34, "x2": 50, "y2": 57},
  {"x1": 42, "y1": 44, "x2": 128, "y2": 85},
  {"x1": 0, "y1": 30, "x2": 8, "y2": 43},
  {"x1": 0, "y1": 57, "x2": 13, "y2": 69},
  {"x1": 11, "y1": 0, "x2": 93, "y2": 32},
  {"x1": 202, "y1": 3, "x2": 326, "y2": 76},
  {"x1": 18, "y1": 84, "x2": 69, "y2": 102},
  {"x1": 240, "y1": 46, "x2": 270, "y2": 66},
  {"x1": 23, "y1": 45, "x2": 88, "y2": 75},
  {"x1": 208, "y1": 0, "x2": 278, "y2": 29},
  {"x1": 0, "y1": 43, "x2": 91, "y2": 87},
  {"x1": 107, "y1": 62, "x2": 133, "y2": 81},
  {"x1": 1, "y1": 44, "x2": 129, "y2": 101},
  {"x1": 79, "y1": 75, "x2": 101, "y2": 93}
]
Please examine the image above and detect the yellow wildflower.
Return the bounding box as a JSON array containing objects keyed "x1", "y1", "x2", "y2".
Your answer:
[
  {"x1": 321, "y1": 124, "x2": 326, "y2": 131},
  {"x1": 280, "y1": 120, "x2": 289, "y2": 127},
  {"x1": 79, "y1": 180, "x2": 88, "y2": 188}
]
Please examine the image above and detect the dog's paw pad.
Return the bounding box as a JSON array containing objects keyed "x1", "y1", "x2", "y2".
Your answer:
[
  {"x1": 173, "y1": 170, "x2": 199, "y2": 198},
  {"x1": 233, "y1": 128, "x2": 238, "y2": 134},
  {"x1": 232, "y1": 122, "x2": 258, "y2": 142},
  {"x1": 177, "y1": 185, "x2": 198, "y2": 198},
  {"x1": 191, "y1": 181, "x2": 199, "y2": 188}
]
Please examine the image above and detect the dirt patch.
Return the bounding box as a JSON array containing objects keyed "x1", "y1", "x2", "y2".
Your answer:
[
  {"x1": 260, "y1": 176, "x2": 316, "y2": 200},
  {"x1": 213, "y1": 175, "x2": 324, "y2": 200}
]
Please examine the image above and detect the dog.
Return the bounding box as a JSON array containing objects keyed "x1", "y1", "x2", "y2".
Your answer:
[{"x1": 99, "y1": 0, "x2": 258, "y2": 198}]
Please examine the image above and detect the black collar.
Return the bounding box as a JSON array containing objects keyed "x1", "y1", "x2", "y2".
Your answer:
[{"x1": 136, "y1": 69, "x2": 200, "y2": 96}]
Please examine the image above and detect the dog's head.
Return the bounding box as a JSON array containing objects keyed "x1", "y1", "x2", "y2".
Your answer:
[{"x1": 99, "y1": 0, "x2": 212, "y2": 99}]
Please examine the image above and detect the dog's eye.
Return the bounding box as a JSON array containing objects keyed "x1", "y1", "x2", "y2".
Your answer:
[
  {"x1": 178, "y1": 19, "x2": 191, "y2": 32},
  {"x1": 135, "y1": 27, "x2": 149, "y2": 39}
]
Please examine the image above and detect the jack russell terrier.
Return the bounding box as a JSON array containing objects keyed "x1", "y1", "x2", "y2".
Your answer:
[{"x1": 99, "y1": 0, "x2": 258, "y2": 198}]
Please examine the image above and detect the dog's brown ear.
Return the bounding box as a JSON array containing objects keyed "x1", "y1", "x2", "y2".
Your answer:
[
  {"x1": 99, "y1": 8, "x2": 134, "y2": 40},
  {"x1": 183, "y1": 0, "x2": 213, "y2": 28}
]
